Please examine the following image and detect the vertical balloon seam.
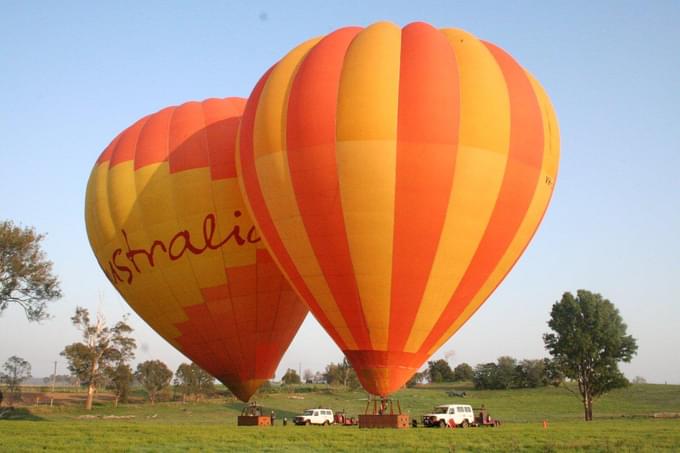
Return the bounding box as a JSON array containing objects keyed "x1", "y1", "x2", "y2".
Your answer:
[
  {"x1": 387, "y1": 22, "x2": 462, "y2": 355},
  {"x1": 235, "y1": 90, "x2": 314, "y2": 383},
  {"x1": 402, "y1": 27, "x2": 512, "y2": 355},
  {"x1": 159, "y1": 104, "x2": 207, "y2": 345},
  {"x1": 286, "y1": 26, "x2": 373, "y2": 351},
  {"x1": 426, "y1": 73, "x2": 559, "y2": 357},
  {"x1": 416, "y1": 41, "x2": 545, "y2": 358},
  {"x1": 244, "y1": 47, "x2": 353, "y2": 351},
  {"x1": 208, "y1": 99, "x2": 250, "y2": 385},
  {"x1": 286, "y1": 37, "x2": 359, "y2": 352},
  {"x1": 173, "y1": 103, "x2": 219, "y2": 354},
  {"x1": 195, "y1": 99, "x2": 242, "y2": 383},
  {"x1": 335, "y1": 25, "x2": 376, "y2": 352},
  {"x1": 199, "y1": 99, "x2": 243, "y2": 383},
  {"x1": 106, "y1": 116, "x2": 166, "y2": 333},
  {"x1": 333, "y1": 22, "x2": 401, "y2": 354},
  {"x1": 137, "y1": 106, "x2": 195, "y2": 346}
]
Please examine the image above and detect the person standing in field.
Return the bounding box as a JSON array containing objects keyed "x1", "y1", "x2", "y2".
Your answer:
[{"x1": 270, "y1": 410, "x2": 276, "y2": 425}]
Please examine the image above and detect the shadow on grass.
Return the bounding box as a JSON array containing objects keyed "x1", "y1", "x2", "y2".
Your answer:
[{"x1": 0, "y1": 407, "x2": 45, "y2": 421}]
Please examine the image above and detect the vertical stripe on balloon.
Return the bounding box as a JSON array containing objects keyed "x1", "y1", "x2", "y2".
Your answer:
[
  {"x1": 286, "y1": 27, "x2": 372, "y2": 351},
  {"x1": 388, "y1": 22, "x2": 461, "y2": 352},
  {"x1": 418, "y1": 41, "x2": 545, "y2": 356}
]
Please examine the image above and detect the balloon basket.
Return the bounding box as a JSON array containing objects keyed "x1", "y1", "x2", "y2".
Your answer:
[
  {"x1": 237, "y1": 415, "x2": 271, "y2": 426},
  {"x1": 237, "y1": 401, "x2": 271, "y2": 426},
  {"x1": 358, "y1": 398, "x2": 410, "y2": 429}
]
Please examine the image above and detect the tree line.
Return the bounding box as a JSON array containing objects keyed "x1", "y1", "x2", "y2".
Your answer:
[
  {"x1": 2, "y1": 220, "x2": 639, "y2": 420},
  {"x1": 414, "y1": 356, "x2": 564, "y2": 390}
]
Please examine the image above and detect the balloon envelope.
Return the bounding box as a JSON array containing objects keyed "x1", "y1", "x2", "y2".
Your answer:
[
  {"x1": 237, "y1": 22, "x2": 559, "y2": 396},
  {"x1": 85, "y1": 98, "x2": 307, "y2": 401}
]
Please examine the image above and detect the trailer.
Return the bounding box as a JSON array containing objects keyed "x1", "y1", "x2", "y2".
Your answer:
[
  {"x1": 333, "y1": 411, "x2": 358, "y2": 426},
  {"x1": 472, "y1": 406, "x2": 501, "y2": 427}
]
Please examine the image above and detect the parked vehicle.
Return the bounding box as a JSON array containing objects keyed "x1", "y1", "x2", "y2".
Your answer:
[
  {"x1": 473, "y1": 406, "x2": 501, "y2": 427},
  {"x1": 294, "y1": 408, "x2": 334, "y2": 426},
  {"x1": 422, "y1": 404, "x2": 474, "y2": 428},
  {"x1": 333, "y1": 411, "x2": 358, "y2": 426}
]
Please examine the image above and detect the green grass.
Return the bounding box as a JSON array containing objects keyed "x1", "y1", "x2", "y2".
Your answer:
[{"x1": 1, "y1": 383, "x2": 679, "y2": 452}]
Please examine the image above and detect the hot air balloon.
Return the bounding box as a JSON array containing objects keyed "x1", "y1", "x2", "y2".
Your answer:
[
  {"x1": 85, "y1": 97, "x2": 308, "y2": 402},
  {"x1": 237, "y1": 22, "x2": 559, "y2": 397}
]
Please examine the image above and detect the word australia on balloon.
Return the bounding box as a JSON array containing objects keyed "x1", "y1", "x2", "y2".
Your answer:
[
  {"x1": 237, "y1": 21, "x2": 559, "y2": 397},
  {"x1": 85, "y1": 98, "x2": 308, "y2": 402}
]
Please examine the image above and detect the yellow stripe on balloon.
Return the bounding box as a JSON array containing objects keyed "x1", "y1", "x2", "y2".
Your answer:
[
  {"x1": 426, "y1": 72, "x2": 559, "y2": 356},
  {"x1": 252, "y1": 37, "x2": 358, "y2": 350},
  {"x1": 336, "y1": 22, "x2": 402, "y2": 351},
  {"x1": 405, "y1": 29, "x2": 511, "y2": 353}
]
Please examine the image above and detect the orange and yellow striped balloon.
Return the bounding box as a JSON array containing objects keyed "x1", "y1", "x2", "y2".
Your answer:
[
  {"x1": 237, "y1": 22, "x2": 559, "y2": 397},
  {"x1": 85, "y1": 98, "x2": 307, "y2": 402}
]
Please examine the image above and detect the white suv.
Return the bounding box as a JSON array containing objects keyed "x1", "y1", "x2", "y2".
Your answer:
[
  {"x1": 294, "y1": 408, "x2": 334, "y2": 426},
  {"x1": 422, "y1": 404, "x2": 474, "y2": 428}
]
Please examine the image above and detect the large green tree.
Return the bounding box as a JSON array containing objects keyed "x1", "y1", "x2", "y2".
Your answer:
[
  {"x1": 136, "y1": 360, "x2": 172, "y2": 404},
  {"x1": 61, "y1": 307, "x2": 136, "y2": 410},
  {"x1": 543, "y1": 290, "x2": 638, "y2": 421},
  {"x1": 453, "y1": 363, "x2": 474, "y2": 382},
  {"x1": 427, "y1": 359, "x2": 455, "y2": 383},
  {"x1": 0, "y1": 220, "x2": 61, "y2": 321}
]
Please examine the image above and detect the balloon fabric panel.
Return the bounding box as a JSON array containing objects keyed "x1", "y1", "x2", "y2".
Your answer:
[
  {"x1": 85, "y1": 98, "x2": 308, "y2": 402},
  {"x1": 238, "y1": 22, "x2": 560, "y2": 396}
]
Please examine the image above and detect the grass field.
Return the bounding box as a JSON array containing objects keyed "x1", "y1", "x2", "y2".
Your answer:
[{"x1": 1, "y1": 383, "x2": 679, "y2": 452}]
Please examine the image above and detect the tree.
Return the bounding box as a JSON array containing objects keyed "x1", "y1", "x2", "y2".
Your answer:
[
  {"x1": 472, "y1": 362, "x2": 500, "y2": 389},
  {"x1": 541, "y1": 358, "x2": 565, "y2": 387},
  {"x1": 495, "y1": 356, "x2": 518, "y2": 389},
  {"x1": 105, "y1": 363, "x2": 134, "y2": 407},
  {"x1": 281, "y1": 368, "x2": 301, "y2": 385},
  {"x1": 453, "y1": 363, "x2": 474, "y2": 382},
  {"x1": 174, "y1": 363, "x2": 215, "y2": 401},
  {"x1": 61, "y1": 307, "x2": 136, "y2": 410},
  {"x1": 1, "y1": 356, "x2": 32, "y2": 399},
  {"x1": 0, "y1": 220, "x2": 62, "y2": 321},
  {"x1": 515, "y1": 359, "x2": 546, "y2": 388},
  {"x1": 543, "y1": 290, "x2": 638, "y2": 421},
  {"x1": 136, "y1": 360, "x2": 172, "y2": 404},
  {"x1": 324, "y1": 358, "x2": 360, "y2": 389},
  {"x1": 427, "y1": 359, "x2": 455, "y2": 383},
  {"x1": 406, "y1": 371, "x2": 427, "y2": 388}
]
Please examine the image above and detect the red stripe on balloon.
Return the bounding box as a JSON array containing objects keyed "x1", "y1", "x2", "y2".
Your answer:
[
  {"x1": 134, "y1": 106, "x2": 174, "y2": 170},
  {"x1": 202, "y1": 98, "x2": 246, "y2": 180},
  {"x1": 388, "y1": 23, "x2": 461, "y2": 351},
  {"x1": 238, "y1": 66, "x2": 350, "y2": 351},
  {"x1": 95, "y1": 134, "x2": 121, "y2": 165},
  {"x1": 286, "y1": 27, "x2": 372, "y2": 350},
  {"x1": 109, "y1": 116, "x2": 149, "y2": 168},
  {"x1": 168, "y1": 102, "x2": 211, "y2": 174},
  {"x1": 417, "y1": 41, "x2": 545, "y2": 356}
]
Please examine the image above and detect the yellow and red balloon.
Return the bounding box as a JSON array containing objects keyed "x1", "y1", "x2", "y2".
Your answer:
[
  {"x1": 237, "y1": 22, "x2": 560, "y2": 396},
  {"x1": 85, "y1": 97, "x2": 308, "y2": 401}
]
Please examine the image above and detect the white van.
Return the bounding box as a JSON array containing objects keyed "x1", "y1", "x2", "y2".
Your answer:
[
  {"x1": 422, "y1": 404, "x2": 474, "y2": 428},
  {"x1": 294, "y1": 408, "x2": 334, "y2": 426}
]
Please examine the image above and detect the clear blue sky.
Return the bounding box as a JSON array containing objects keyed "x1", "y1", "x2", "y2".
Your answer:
[{"x1": 1, "y1": 1, "x2": 678, "y2": 383}]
